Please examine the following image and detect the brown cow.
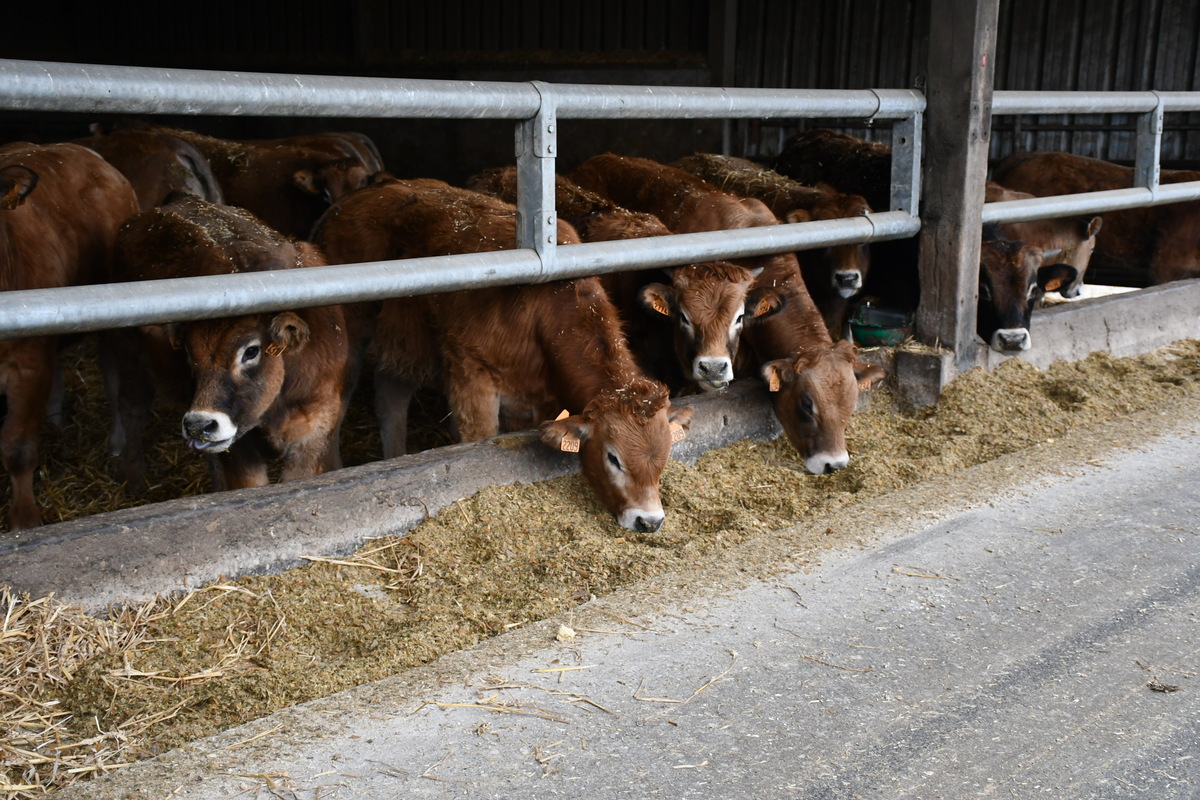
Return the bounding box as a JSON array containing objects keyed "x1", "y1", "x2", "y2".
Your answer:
[
  {"x1": 466, "y1": 166, "x2": 781, "y2": 393},
  {"x1": 773, "y1": 130, "x2": 1077, "y2": 353},
  {"x1": 672, "y1": 152, "x2": 874, "y2": 337},
  {"x1": 978, "y1": 228, "x2": 1076, "y2": 352},
  {"x1": 109, "y1": 194, "x2": 352, "y2": 493},
  {"x1": 113, "y1": 122, "x2": 384, "y2": 239},
  {"x1": 0, "y1": 142, "x2": 139, "y2": 529},
  {"x1": 312, "y1": 177, "x2": 693, "y2": 532},
  {"x1": 570, "y1": 153, "x2": 884, "y2": 473},
  {"x1": 72, "y1": 126, "x2": 224, "y2": 210},
  {"x1": 985, "y1": 181, "x2": 1102, "y2": 299},
  {"x1": 992, "y1": 151, "x2": 1196, "y2": 286}
]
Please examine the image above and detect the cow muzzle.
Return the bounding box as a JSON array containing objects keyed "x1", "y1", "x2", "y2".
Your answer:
[
  {"x1": 834, "y1": 269, "x2": 863, "y2": 298},
  {"x1": 182, "y1": 410, "x2": 238, "y2": 453},
  {"x1": 990, "y1": 328, "x2": 1032, "y2": 353},
  {"x1": 804, "y1": 450, "x2": 850, "y2": 475},
  {"x1": 619, "y1": 507, "x2": 665, "y2": 533},
  {"x1": 694, "y1": 357, "x2": 733, "y2": 391}
]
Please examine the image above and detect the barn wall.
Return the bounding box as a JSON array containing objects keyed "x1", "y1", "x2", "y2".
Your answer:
[
  {"x1": 730, "y1": 0, "x2": 1200, "y2": 164},
  {"x1": 6, "y1": 0, "x2": 1200, "y2": 171}
]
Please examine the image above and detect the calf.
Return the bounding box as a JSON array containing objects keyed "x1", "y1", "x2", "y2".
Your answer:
[
  {"x1": 992, "y1": 150, "x2": 1197, "y2": 286},
  {"x1": 773, "y1": 129, "x2": 1074, "y2": 353},
  {"x1": 312, "y1": 177, "x2": 693, "y2": 532},
  {"x1": 113, "y1": 122, "x2": 384, "y2": 239},
  {"x1": 109, "y1": 194, "x2": 352, "y2": 493},
  {"x1": 979, "y1": 228, "x2": 1076, "y2": 353},
  {"x1": 570, "y1": 152, "x2": 884, "y2": 473},
  {"x1": 73, "y1": 125, "x2": 224, "y2": 210},
  {"x1": 672, "y1": 152, "x2": 874, "y2": 337},
  {"x1": 0, "y1": 142, "x2": 139, "y2": 529},
  {"x1": 985, "y1": 181, "x2": 1102, "y2": 299},
  {"x1": 467, "y1": 166, "x2": 779, "y2": 393}
]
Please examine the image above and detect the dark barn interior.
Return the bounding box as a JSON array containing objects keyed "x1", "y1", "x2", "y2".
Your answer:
[{"x1": 8, "y1": 0, "x2": 1200, "y2": 185}]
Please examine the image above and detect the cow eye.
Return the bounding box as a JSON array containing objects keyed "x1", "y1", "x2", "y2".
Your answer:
[
  {"x1": 242, "y1": 344, "x2": 261, "y2": 364},
  {"x1": 606, "y1": 451, "x2": 623, "y2": 471},
  {"x1": 735, "y1": 313, "x2": 745, "y2": 327},
  {"x1": 798, "y1": 395, "x2": 816, "y2": 420},
  {"x1": 679, "y1": 310, "x2": 693, "y2": 328}
]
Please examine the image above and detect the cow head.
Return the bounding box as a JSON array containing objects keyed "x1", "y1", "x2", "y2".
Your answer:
[
  {"x1": 0, "y1": 165, "x2": 38, "y2": 210},
  {"x1": 540, "y1": 378, "x2": 693, "y2": 532},
  {"x1": 979, "y1": 238, "x2": 1078, "y2": 353},
  {"x1": 179, "y1": 311, "x2": 310, "y2": 453},
  {"x1": 294, "y1": 157, "x2": 376, "y2": 205},
  {"x1": 639, "y1": 263, "x2": 783, "y2": 391},
  {"x1": 786, "y1": 187, "x2": 873, "y2": 298},
  {"x1": 760, "y1": 340, "x2": 884, "y2": 474},
  {"x1": 1052, "y1": 215, "x2": 1103, "y2": 299}
]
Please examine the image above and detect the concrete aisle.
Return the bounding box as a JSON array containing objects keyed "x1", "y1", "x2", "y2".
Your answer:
[{"x1": 65, "y1": 413, "x2": 1200, "y2": 800}]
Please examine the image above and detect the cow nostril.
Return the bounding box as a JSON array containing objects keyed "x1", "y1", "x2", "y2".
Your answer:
[
  {"x1": 202, "y1": 419, "x2": 220, "y2": 435},
  {"x1": 635, "y1": 515, "x2": 663, "y2": 533},
  {"x1": 824, "y1": 462, "x2": 838, "y2": 475}
]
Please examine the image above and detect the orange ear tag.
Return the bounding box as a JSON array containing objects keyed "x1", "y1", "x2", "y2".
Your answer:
[
  {"x1": 265, "y1": 342, "x2": 288, "y2": 357},
  {"x1": 651, "y1": 297, "x2": 671, "y2": 316},
  {"x1": 768, "y1": 373, "x2": 781, "y2": 392},
  {"x1": 555, "y1": 409, "x2": 570, "y2": 421},
  {"x1": 755, "y1": 297, "x2": 774, "y2": 317},
  {"x1": 858, "y1": 378, "x2": 873, "y2": 391},
  {"x1": 1044, "y1": 278, "x2": 1064, "y2": 292},
  {"x1": 559, "y1": 432, "x2": 581, "y2": 453},
  {"x1": 670, "y1": 421, "x2": 687, "y2": 442}
]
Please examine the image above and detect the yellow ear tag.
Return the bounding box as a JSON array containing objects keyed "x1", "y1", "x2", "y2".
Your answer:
[
  {"x1": 265, "y1": 342, "x2": 287, "y2": 357},
  {"x1": 0, "y1": 185, "x2": 22, "y2": 210},
  {"x1": 755, "y1": 297, "x2": 774, "y2": 317},
  {"x1": 651, "y1": 297, "x2": 671, "y2": 316},
  {"x1": 555, "y1": 409, "x2": 570, "y2": 421},
  {"x1": 559, "y1": 432, "x2": 581, "y2": 453},
  {"x1": 670, "y1": 421, "x2": 687, "y2": 443},
  {"x1": 1044, "y1": 277, "x2": 1063, "y2": 292},
  {"x1": 768, "y1": 373, "x2": 781, "y2": 392},
  {"x1": 858, "y1": 378, "x2": 873, "y2": 391}
]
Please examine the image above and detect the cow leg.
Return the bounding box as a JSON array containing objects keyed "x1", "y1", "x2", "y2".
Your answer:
[
  {"x1": 446, "y1": 364, "x2": 501, "y2": 443},
  {"x1": 104, "y1": 329, "x2": 156, "y2": 494},
  {"x1": 374, "y1": 368, "x2": 416, "y2": 459},
  {"x1": 214, "y1": 438, "x2": 270, "y2": 490},
  {"x1": 45, "y1": 356, "x2": 65, "y2": 431},
  {"x1": 1, "y1": 342, "x2": 55, "y2": 530}
]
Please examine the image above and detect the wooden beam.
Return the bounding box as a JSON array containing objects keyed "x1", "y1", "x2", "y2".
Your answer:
[{"x1": 915, "y1": 0, "x2": 999, "y2": 372}]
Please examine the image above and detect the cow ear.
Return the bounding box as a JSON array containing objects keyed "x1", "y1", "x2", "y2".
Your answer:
[
  {"x1": 1037, "y1": 263, "x2": 1078, "y2": 294},
  {"x1": 854, "y1": 360, "x2": 887, "y2": 391},
  {"x1": 269, "y1": 311, "x2": 310, "y2": 354},
  {"x1": 667, "y1": 404, "x2": 694, "y2": 444},
  {"x1": 785, "y1": 208, "x2": 813, "y2": 224},
  {"x1": 640, "y1": 283, "x2": 676, "y2": 317},
  {"x1": 0, "y1": 166, "x2": 38, "y2": 210},
  {"x1": 1085, "y1": 215, "x2": 1102, "y2": 237},
  {"x1": 745, "y1": 287, "x2": 785, "y2": 321},
  {"x1": 540, "y1": 415, "x2": 591, "y2": 454},
  {"x1": 761, "y1": 359, "x2": 794, "y2": 392},
  {"x1": 293, "y1": 169, "x2": 321, "y2": 195}
]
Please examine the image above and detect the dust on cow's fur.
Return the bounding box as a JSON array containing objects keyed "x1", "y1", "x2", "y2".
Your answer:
[{"x1": 6, "y1": 339, "x2": 1200, "y2": 793}]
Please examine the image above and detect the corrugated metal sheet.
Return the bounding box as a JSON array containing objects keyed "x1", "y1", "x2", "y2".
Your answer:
[
  {"x1": 730, "y1": 0, "x2": 1200, "y2": 163},
  {"x1": 8, "y1": 0, "x2": 1200, "y2": 161}
]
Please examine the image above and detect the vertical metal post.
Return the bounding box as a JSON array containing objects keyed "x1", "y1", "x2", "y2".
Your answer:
[
  {"x1": 889, "y1": 113, "x2": 923, "y2": 216},
  {"x1": 914, "y1": 0, "x2": 999, "y2": 372},
  {"x1": 1134, "y1": 91, "x2": 1163, "y2": 192},
  {"x1": 516, "y1": 81, "x2": 559, "y2": 277}
]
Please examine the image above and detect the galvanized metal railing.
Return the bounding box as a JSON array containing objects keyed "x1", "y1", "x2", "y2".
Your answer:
[
  {"x1": 0, "y1": 59, "x2": 925, "y2": 339},
  {"x1": 983, "y1": 89, "x2": 1200, "y2": 226}
]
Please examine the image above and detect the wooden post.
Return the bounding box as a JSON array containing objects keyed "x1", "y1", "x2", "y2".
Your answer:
[{"x1": 914, "y1": 0, "x2": 999, "y2": 374}]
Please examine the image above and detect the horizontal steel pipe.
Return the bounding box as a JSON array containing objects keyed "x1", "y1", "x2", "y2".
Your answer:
[
  {"x1": 992, "y1": 91, "x2": 1163, "y2": 116},
  {"x1": 0, "y1": 59, "x2": 542, "y2": 118},
  {"x1": 981, "y1": 182, "x2": 1200, "y2": 225},
  {"x1": 0, "y1": 59, "x2": 923, "y2": 121},
  {"x1": 0, "y1": 213, "x2": 919, "y2": 339}
]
